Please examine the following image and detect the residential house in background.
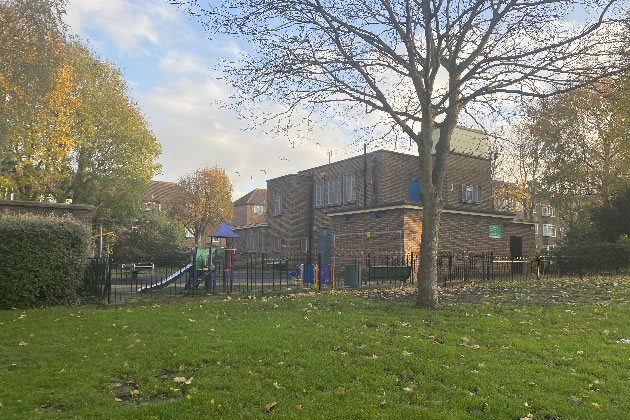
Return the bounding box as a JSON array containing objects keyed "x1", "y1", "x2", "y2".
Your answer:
[
  {"x1": 492, "y1": 181, "x2": 564, "y2": 252},
  {"x1": 231, "y1": 127, "x2": 536, "y2": 263},
  {"x1": 533, "y1": 204, "x2": 563, "y2": 251}
]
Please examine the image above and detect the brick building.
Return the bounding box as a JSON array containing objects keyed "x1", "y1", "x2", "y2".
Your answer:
[
  {"x1": 232, "y1": 127, "x2": 536, "y2": 261},
  {"x1": 492, "y1": 181, "x2": 564, "y2": 252}
]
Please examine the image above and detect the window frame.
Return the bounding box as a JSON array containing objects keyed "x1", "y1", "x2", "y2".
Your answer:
[
  {"x1": 246, "y1": 229, "x2": 259, "y2": 252},
  {"x1": 272, "y1": 236, "x2": 282, "y2": 252},
  {"x1": 253, "y1": 204, "x2": 264, "y2": 214},
  {"x1": 327, "y1": 176, "x2": 342, "y2": 206},
  {"x1": 300, "y1": 237, "x2": 309, "y2": 253},
  {"x1": 461, "y1": 184, "x2": 482, "y2": 204},
  {"x1": 314, "y1": 180, "x2": 325, "y2": 208},
  {"x1": 273, "y1": 192, "x2": 282, "y2": 216},
  {"x1": 343, "y1": 173, "x2": 356, "y2": 203},
  {"x1": 542, "y1": 224, "x2": 556, "y2": 237}
]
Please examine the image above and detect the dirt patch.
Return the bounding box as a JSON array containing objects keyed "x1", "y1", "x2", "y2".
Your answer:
[
  {"x1": 337, "y1": 276, "x2": 630, "y2": 306},
  {"x1": 34, "y1": 403, "x2": 64, "y2": 413}
]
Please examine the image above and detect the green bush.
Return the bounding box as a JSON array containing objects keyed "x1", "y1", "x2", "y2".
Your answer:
[
  {"x1": 112, "y1": 211, "x2": 188, "y2": 265},
  {"x1": 0, "y1": 214, "x2": 91, "y2": 309}
]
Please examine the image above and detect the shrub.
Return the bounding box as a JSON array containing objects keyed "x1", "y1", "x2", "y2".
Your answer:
[
  {"x1": 0, "y1": 214, "x2": 91, "y2": 309},
  {"x1": 112, "y1": 211, "x2": 188, "y2": 265}
]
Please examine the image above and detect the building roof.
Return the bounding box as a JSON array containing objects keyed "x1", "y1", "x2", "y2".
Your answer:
[
  {"x1": 147, "y1": 180, "x2": 182, "y2": 204},
  {"x1": 234, "y1": 188, "x2": 266, "y2": 206}
]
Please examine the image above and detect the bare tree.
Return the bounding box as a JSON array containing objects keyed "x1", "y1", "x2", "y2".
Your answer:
[
  {"x1": 175, "y1": 0, "x2": 628, "y2": 307},
  {"x1": 491, "y1": 123, "x2": 545, "y2": 220}
]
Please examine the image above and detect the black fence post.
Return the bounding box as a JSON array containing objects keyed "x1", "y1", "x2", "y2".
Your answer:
[
  {"x1": 107, "y1": 256, "x2": 112, "y2": 304},
  {"x1": 261, "y1": 253, "x2": 265, "y2": 294}
]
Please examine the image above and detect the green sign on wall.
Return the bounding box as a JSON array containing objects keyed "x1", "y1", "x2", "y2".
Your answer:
[{"x1": 489, "y1": 224, "x2": 501, "y2": 238}]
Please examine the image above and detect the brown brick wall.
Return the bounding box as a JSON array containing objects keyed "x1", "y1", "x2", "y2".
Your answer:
[
  {"x1": 437, "y1": 213, "x2": 535, "y2": 256},
  {"x1": 267, "y1": 174, "x2": 310, "y2": 255},
  {"x1": 233, "y1": 204, "x2": 266, "y2": 227},
  {"x1": 261, "y1": 149, "x2": 530, "y2": 261},
  {"x1": 0, "y1": 199, "x2": 94, "y2": 225}
]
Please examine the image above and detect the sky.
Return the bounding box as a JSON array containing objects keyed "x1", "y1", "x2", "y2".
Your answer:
[
  {"x1": 64, "y1": 0, "x2": 373, "y2": 201},
  {"x1": 62, "y1": 1, "x2": 616, "y2": 200}
]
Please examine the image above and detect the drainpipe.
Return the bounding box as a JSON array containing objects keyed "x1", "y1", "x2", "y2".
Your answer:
[{"x1": 363, "y1": 144, "x2": 367, "y2": 206}]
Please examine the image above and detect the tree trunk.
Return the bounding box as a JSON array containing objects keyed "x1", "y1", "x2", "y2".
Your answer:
[{"x1": 416, "y1": 201, "x2": 441, "y2": 308}]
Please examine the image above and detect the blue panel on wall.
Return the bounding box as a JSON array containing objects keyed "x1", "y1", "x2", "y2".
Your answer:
[{"x1": 409, "y1": 181, "x2": 421, "y2": 203}]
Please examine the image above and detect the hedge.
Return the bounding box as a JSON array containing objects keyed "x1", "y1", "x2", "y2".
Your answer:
[{"x1": 0, "y1": 214, "x2": 91, "y2": 309}]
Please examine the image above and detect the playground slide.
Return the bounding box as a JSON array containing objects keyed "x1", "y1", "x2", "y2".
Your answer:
[{"x1": 136, "y1": 263, "x2": 193, "y2": 293}]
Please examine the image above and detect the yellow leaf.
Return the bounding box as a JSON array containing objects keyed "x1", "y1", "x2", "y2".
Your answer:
[
  {"x1": 174, "y1": 377, "x2": 187, "y2": 383},
  {"x1": 592, "y1": 402, "x2": 602, "y2": 408},
  {"x1": 211, "y1": 399, "x2": 215, "y2": 405}
]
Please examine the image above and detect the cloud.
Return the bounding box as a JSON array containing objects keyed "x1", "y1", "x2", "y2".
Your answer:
[
  {"x1": 140, "y1": 63, "x2": 356, "y2": 194},
  {"x1": 66, "y1": 0, "x2": 181, "y2": 51}
]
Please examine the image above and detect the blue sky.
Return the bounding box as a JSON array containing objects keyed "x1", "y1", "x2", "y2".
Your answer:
[
  {"x1": 63, "y1": 1, "x2": 619, "y2": 199},
  {"x1": 64, "y1": 0, "x2": 361, "y2": 200}
]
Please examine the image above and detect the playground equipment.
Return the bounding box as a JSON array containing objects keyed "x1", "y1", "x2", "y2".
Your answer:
[
  {"x1": 294, "y1": 263, "x2": 335, "y2": 289},
  {"x1": 136, "y1": 219, "x2": 239, "y2": 295}
]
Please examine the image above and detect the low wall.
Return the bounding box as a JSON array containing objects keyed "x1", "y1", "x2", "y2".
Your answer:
[{"x1": 0, "y1": 199, "x2": 94, "y2": 225}]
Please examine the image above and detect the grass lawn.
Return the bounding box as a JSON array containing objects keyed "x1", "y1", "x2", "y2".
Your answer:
[{"x1": 1, "y1": 277, "x2": 630, "y2": 419}]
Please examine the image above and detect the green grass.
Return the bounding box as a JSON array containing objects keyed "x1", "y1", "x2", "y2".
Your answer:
[{"x1": 1, "y1": 282, "x2": 630, "y2": 419}]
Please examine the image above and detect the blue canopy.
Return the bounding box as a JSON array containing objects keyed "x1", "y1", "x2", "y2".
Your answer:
[{"x1": 211, "y1": 219, "x2": 238, "y2": 238}]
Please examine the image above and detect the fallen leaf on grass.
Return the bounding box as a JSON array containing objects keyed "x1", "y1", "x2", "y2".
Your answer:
[
  {"x1": 18, "y1": 341, "x2": 27, "y2": 346},
  {"x1": 114, "y1": 398, "x2": 122, "y2": 402},
  {"x1": 568, "y1": 396, "x2": 582, "y2": 404},
  {"x1": 211, "y1": 399, "x2": 215, "y2": 405},
  {"x1": 335, "y1": 387, "x2": 345, "y2": 395},
  {"x1": 265, "y1": 401, "x2": 277, "y2": 412},
  {"x1": 592, "y1": 402, "x2": 602, "y2": 408},
  {"x1": 273, "y1": 382, "x2": 282, "y2": 389},
  {"x1": 174, "y1": 377, "x2": 187, "y2": 383},
  {"x1": 296, "y1": 404, "x2": 303, "y2": 411}
]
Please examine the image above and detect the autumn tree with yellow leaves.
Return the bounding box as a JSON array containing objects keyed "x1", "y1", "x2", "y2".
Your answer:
[
  {"x1": 174, "y1": 167, "x2": 233, "y2": 247},
  {"x1": 0, "y1": 0, "x2": 161, "y2": 226}
]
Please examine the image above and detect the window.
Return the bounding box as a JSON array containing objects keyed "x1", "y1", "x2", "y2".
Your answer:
[
  {"x1": 542, "y1": 205, "x2": 555, "y2": 217},
  {"x1": 535, "y1": 224, "x2": 539, "y2": 235},
  {"x1": 327, "y1": 177, "x2": 342, "y2": 205},
  {"x1": 212, "y1": 237, "x2": 221, "y2": 245},
  {"x1": 272, "y1": 236, "x2": 282, "y2": 252},
  {"x1": 461, "y1": 184, "x2": 481, "y2": 204},
  {"x1": 344, "y1": 214, "x2": 353, "y2": 222},
  {"x1": 532, "y1": 204, "x2": 537, "y2": 214},
  {"x1": 184, "y1": 227, "x2": 194, "y2": 238},
  {"x1": 300, "y1": 237, "x2": 309, "y2": 253},
  {"x1": 543, "y1": 244, "x2": 555, "y2": 251},
  {"x1": 375, "y1": 211, "x2": 385, "y2": 219},
  {"x1": 314, "y1": 180, "x2": 325, "y2": 208},
  {"x1": 253, "y1": 205, "x2": 264, "y2": 214},
  {"x1": 542, "y1": 224, "x2": 556, "y2": 237},
  {"x1": 273, "y1": 192, "x2": 282, "y2": 216},
  {"x1": 409, "y1": 181, "x2": 421, "y2": 203},
  {"x1": 344, "y1": 173, "x2": 356, "y2": 203},
  {"x1": 246, "y1": 229, "x2": 259, "y2": 252},
  {"x1": 559, "y1": 226, "x2": 566, "y2": 237}
]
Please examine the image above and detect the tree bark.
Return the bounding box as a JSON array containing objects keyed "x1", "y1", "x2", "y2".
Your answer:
[{"x1": 416, "y1": 185, "x2": 441, "y2": 308}]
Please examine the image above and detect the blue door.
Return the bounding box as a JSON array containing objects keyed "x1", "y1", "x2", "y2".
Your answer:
[{"x1": 318, "y1": 227, "x2": 332, "y2": 264}]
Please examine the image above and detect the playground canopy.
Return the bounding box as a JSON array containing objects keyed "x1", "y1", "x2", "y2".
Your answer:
[{"x1": 209, "y1": 219, "x2": 238, "y2": 238}]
